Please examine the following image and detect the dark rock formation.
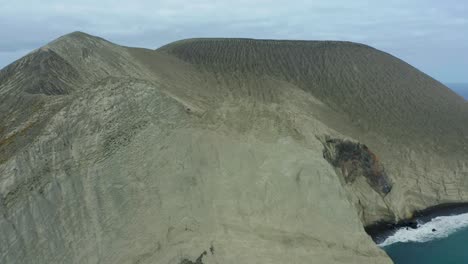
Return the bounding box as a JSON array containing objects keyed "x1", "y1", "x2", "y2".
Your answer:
[
  {"x1": 180, "y1": 251, "x2": 207, "y2": 264},
  {"x1": 323, "y1": 138, "x2": 392, "y2": 195}
]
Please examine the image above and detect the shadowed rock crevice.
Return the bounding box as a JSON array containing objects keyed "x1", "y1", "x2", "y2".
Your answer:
[
  {"x1": 2, "y1": 172, "x2": 50, "y2": 210},
  {"x1": 180, "y1": 250, "x2": 207, "y2": 264},
  {"x1": 322, "y1": 138, "x2": 392, "y2": 196}
]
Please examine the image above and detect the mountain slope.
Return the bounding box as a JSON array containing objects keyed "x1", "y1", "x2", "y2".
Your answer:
[
  {"x1": 158, "y1": 38, "x2": 468, "y2": 154},
  {"x1": 0, "y1": 32, "x2": 467, "y2": 264}
]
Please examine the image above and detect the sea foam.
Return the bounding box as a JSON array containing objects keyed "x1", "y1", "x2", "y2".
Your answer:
[{"x1": 379, "y1": 212, "x2": 468, "y2": 247}]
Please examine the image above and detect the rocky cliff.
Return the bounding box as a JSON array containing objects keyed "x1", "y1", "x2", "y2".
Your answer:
[{"x1": 1, "y1": 32, "x2": 467, "y2": 264}]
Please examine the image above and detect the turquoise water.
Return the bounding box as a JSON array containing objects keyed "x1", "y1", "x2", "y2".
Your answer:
[{"x1": 383, "y1": 227, "x2": 468, "y2": 264}]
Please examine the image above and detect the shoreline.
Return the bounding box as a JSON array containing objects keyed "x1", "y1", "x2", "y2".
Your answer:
[{"x1": 364, "y1": 203, "x2": 468, "y2": 244}]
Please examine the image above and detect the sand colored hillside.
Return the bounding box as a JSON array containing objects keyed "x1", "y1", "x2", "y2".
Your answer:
[{"x1": 0, "y1": 32, "x2": 467, "y2": 264}]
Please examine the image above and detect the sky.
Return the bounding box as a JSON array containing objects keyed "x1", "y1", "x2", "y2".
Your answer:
[{"x1": 0, "y1": 0, "x2": 467, "y2": 83}]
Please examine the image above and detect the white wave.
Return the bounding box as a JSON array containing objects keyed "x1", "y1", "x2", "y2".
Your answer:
[{"x1": 379, "y1": 212, "x2": 468, "y2": 247}]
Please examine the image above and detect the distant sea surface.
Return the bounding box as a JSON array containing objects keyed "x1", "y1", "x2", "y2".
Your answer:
[{"x1": 447, "y1": 83, "x2": 468, "y2": 100}]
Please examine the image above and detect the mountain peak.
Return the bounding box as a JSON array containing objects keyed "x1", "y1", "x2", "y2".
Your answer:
[
  {"x1": 0, "y1": 31, "x2": 144, "y2": 96},
  {"x1": 61, "y1": 31, "x2": 101, "y2": 40},
  {"x1": 45, "y1": 31, "x2": 109, "y2": 50}
]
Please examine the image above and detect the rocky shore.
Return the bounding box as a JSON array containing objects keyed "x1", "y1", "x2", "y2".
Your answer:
[{"x1": 365, "y1": 203, "x2": 468, "y2": 244}]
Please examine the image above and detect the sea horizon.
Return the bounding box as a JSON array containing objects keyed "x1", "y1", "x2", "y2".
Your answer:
[{"x1": 447, "y1": 83, "x2": 468, "y2": 100}]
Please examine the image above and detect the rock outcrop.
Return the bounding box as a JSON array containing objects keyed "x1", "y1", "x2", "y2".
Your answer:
[
  {"x1": 1, "y1": 32, "x2": 467, "y2": 263},
  {"x1": 322, "y1": 138, "x2": 392, "y2": 195}
]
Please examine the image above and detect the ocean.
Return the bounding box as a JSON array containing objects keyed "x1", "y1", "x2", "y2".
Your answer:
[
  {"x1": 447, "y1": 83, "x2": 468, "y2": 100},
  {"x1": 380, "y1": 213, "x2": 468, "y2": 264}
]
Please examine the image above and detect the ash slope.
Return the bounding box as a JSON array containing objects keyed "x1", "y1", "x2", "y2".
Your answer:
[
  {"x1": 159, "y1": 38, "x2": 468, "y2": 153},
  {"x1": 0, "y1": 32, "x2": 467, "y2": 264}
]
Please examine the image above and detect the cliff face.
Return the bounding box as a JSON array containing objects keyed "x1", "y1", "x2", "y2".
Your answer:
[{"x1": 0, "y1": 32, "x2": 467, "y2": 264}]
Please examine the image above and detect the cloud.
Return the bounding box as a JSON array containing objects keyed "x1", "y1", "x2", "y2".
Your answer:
[{"x1": 0, "y1": 0, "x2": 467, "y2": 82}]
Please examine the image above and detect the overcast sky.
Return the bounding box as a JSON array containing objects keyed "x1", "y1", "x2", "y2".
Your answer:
[{"x1": 0, "y1": 0, "x2": 467, "y2": 83}]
